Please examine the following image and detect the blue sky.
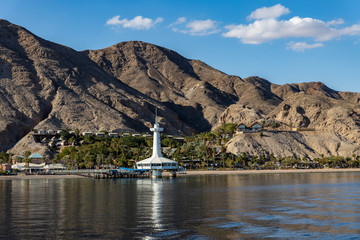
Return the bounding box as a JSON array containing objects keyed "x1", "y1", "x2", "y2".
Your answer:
[{"x1": 1, "y1": 0, "x2": 360, "y2": 92}]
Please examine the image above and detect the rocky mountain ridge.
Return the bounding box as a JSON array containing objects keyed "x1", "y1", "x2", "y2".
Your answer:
[{"x1": 1, "y1": 19, "x2": 360, "y2": 158}]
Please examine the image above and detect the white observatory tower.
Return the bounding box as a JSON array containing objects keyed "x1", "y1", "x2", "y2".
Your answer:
[{"x1": 135, "y1": 111, "x2": 178, "y2": 178}]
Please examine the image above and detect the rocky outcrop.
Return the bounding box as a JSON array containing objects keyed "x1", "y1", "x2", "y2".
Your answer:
[{"x1": 226, "y1": 131, "x2": 360, "y2": 159}]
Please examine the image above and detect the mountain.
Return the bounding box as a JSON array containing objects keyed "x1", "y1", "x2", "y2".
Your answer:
[{"x1": 1, "y1": 19, "x2": 360, "y2": 158}]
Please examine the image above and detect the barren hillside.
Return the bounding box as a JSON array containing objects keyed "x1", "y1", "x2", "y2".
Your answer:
[{"x1": 1, "y1": 19, "x2": 360, "y2": 158}]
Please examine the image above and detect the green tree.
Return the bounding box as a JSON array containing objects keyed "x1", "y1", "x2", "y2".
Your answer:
[{"x1": 23, "y1": 151, "x2": 32, "y2": 168}]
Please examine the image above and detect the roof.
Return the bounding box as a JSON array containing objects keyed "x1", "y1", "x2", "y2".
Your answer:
[
  {"x1": 29, "y1": 153, "x2": 44, "y2": 159},
  {"x1": 137, "y1": 156, "x2": 177, "y2": 164},
  {"x1": 250, "y1": 122, "x2": 262, "y2": 127},
  {"x1": 136, "y1": 156, "x2": 178, "y2": 170}
]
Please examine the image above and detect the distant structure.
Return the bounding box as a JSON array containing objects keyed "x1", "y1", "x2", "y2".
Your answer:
[{"x1": 135, "y1": 112, "x2": 178, "y2": 178}]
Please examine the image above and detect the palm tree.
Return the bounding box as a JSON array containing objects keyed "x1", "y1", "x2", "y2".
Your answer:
[{"x1": 23, "y1": 151, "x2": 32, "y2": 169}]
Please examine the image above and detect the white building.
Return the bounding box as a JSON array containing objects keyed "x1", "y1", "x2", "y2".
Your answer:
[
  {"x1": 108, "y1": 133, "x2": 119, "y2": 138},
  {"x1": 135, "y1": 114, "x2": 178, "y2": 177}
]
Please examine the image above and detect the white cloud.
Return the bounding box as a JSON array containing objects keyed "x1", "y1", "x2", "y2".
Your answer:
[
  {"x1": 176, "y1": 19, "x2": 219, "y2": 36},
  {"x1": 287, "y1": 41, "x2": 324, "y2": 52},
  {"x1": 327, "y1": 19, "x2": 345, "y2": 26},
  {"x1": 223, "y1": 16, "x2": 360, "y2": 44},
  {"x1": 169, "y1": 17, "x2": 187, "y2": 29},
  {"x1": 174, "y1": 17, "x2": 186, "y2": 25},
  {"x1": 106, "y1": 15, "x2": 163, "y2": 30},
  {"x1": 248, "y1": 4, "x2": 290, "y2": 20}
]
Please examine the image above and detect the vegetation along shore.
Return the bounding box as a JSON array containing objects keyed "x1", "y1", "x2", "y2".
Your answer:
[{"x1": 2, "y1": 123, "x2": 360, "y2": 174}]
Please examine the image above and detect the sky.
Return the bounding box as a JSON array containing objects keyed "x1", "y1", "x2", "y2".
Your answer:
[{"x1": 1, "y1": 0, "x2": 360, "y2": 92}]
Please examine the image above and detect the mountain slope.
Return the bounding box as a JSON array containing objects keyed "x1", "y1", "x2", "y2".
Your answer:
[
  {"x1": 1, "y1": 19, "x2": 360, "y2": 159},
  {"x1": 0, "y1": 20, "x2": 191, "y2": 150}
]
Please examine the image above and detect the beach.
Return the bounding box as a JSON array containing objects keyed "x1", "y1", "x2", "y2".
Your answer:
[{"x1": 172, "y1": 168, "x2": 360, "y2": 176}]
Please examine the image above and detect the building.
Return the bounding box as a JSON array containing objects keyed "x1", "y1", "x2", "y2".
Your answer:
[
  {"x1": 135, "y1": 115, "x2": 178, "y2": 177},
  {"x1": 29, "y1": 153, "x2": 45, "y2": 164},
  {"x1": 44, "y1": 164, "x2": 66, "y2": 171},
  {"x1": 95, "y1": 132, "x2": 106, "y2": 137},
  {"x1": 82, "y1": 132, "x2": 94, "y2": 136},
  {"x1": 12, "y1": 162, "x2": 46, "y2": 172},
  {"x1": 237, "y1": 123, "x2": 263, "y2": 133},
  {"x1": 38, "y1": 130, "x2": 47, "y2": 135},
  {"x1": 108, "y1": 133, "x2": 119, "y2": 138},
  {"x1": 15, "y1": 155, "x2": 24, "y2": 163},
  {"x1": 0, "y1": 164, "x2": 11, "y2": 172},
  {"x1": 12, "y1": 163, "x2": 66, "y2": 172},
  {"x1": 48, "y1": 130, "x2": 57, "y2": 135},
  {"x1": 238, "y1": 124, "x2": 247, "y2": 132},
  {"x1": 251, "y1": 123, "x2": 262, "y2": 131}
]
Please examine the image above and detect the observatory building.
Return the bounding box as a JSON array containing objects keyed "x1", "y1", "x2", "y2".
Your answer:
[{"x1": 135, "y1": 114, "x2": 178, "y2": 177}]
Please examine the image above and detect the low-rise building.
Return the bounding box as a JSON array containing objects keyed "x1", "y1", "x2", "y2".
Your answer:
[
  {"x1": 29, "y1": 153, "x2": 45, "y2": 164},
  {"x1": 251, "y1": 123, "x2": 262, "y2": 131},
  {"x1": 15, "y1": 155, "x2": 24, "y2": 163},
  {"x1": 238, "y1": 124, "x2": 247, "y2": 132},
  {"x1": 39, "y1": 130, "x2": 47, "y2": 135},
  {"x1": 82, "y1": 132, "x2": 94, "y2": 136},
  {"x1": 0, "y1": 164, "x2": 11, "y2": 171},
  {"x1": 236, "y1": 122, "x2": 263, "y2": 133},
  {"x1": 48, "y1": 130, "x2": 57, "y2": 135},
  {"x1": 96, "y1": 132, "x2": 106, "y2": 137},
  {"x1": 44, "y1": 164, "x2": 66, "y2": 171},
  {"x1": 12, "y1": 162, "x2": 46, "y2": 172},
  {"x1": 108, "y1": 133, "x2": 119, "y2": 138}
]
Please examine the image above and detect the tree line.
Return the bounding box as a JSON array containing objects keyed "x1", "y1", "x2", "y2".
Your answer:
[{"x1": 1, "y1": 123, "x2": 360, "y2": 170}]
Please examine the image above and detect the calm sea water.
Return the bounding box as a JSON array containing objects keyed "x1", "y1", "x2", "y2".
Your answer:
[{"x1": 1, "y1": 172, "x2": 360, "y2": 239}]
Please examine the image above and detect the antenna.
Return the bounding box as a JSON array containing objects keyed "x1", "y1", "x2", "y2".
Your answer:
[{"x1": 155, "y1": 107, "x2": 158, "y2": 124}]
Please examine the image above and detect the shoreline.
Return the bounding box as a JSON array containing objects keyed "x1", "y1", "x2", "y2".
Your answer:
[
  {"x1": 1, "y1": 168, "x2": 360, "y2": 180},
  {"x1": 0, "y1": 174, "x2": 85, "y2": 180},
  {"x1": 181, "y1": 168, "x2": 360, "y2": 176}
]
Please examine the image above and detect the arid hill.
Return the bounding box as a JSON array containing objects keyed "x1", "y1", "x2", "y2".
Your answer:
[{"x1": 1, "y1": 19, "x2": 360, "y2": 158}]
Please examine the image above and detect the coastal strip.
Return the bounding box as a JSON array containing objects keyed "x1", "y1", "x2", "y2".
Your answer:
[
  {"x1": 2, "y1": 168, "x2": 360, "y2": 180},
  {"x1": 163, "y1": 168, "x2": 360, "y2": 177},
  {"x1": 0, "y1": 174, "x2": 85, "y2": 180},
  {"x1": 180, "y1": 168, "x2": 360, "y2": 176}
]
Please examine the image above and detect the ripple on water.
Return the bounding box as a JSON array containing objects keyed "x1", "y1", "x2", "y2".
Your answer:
[
  {"x1": 151, "y1": 229, "x2": 187, "y2": 238},
  {"x1": 211, "y1": 221, "x2": 245, "y2": 229},
  {"x1": 254, "y1": 214, "x2": 291, "y2": 221}
]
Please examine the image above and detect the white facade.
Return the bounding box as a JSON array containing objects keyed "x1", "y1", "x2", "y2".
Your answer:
[{"x1": 136, "y1": 115, "x2": 178, "y2": 171}]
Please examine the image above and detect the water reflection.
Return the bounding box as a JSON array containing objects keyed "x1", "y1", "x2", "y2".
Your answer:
[
  {"x1": 135, "y1": 179, "x2": 164, "y2": 237},
  {"x1": 1, "y1": 173, "x2": 360, "y2": 239}
]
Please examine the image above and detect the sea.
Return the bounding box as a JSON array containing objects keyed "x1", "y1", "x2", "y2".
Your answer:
[{"x1": 1, "y1": 172, "x2": 360, "y2": 239}]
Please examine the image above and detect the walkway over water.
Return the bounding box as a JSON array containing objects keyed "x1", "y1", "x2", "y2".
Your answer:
[{"x1": 50, "y1": 168, "x2": 150, "y2": 179}]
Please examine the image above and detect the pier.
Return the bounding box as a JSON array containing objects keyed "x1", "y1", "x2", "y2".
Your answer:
[{"x1": 50, "y1": 168, "x2": 151, "y2": 179}]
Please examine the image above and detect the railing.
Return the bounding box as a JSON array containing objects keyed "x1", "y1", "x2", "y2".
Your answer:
[
  {"x1": 51, "y1": 169, "x2": 114, "y2": 174},
  {"x1": 50, "y1": 168, "x2": 187, "y2": 175},
  {"x1": 50, "y1": 169, "x2": 146, "y2": 174}
]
